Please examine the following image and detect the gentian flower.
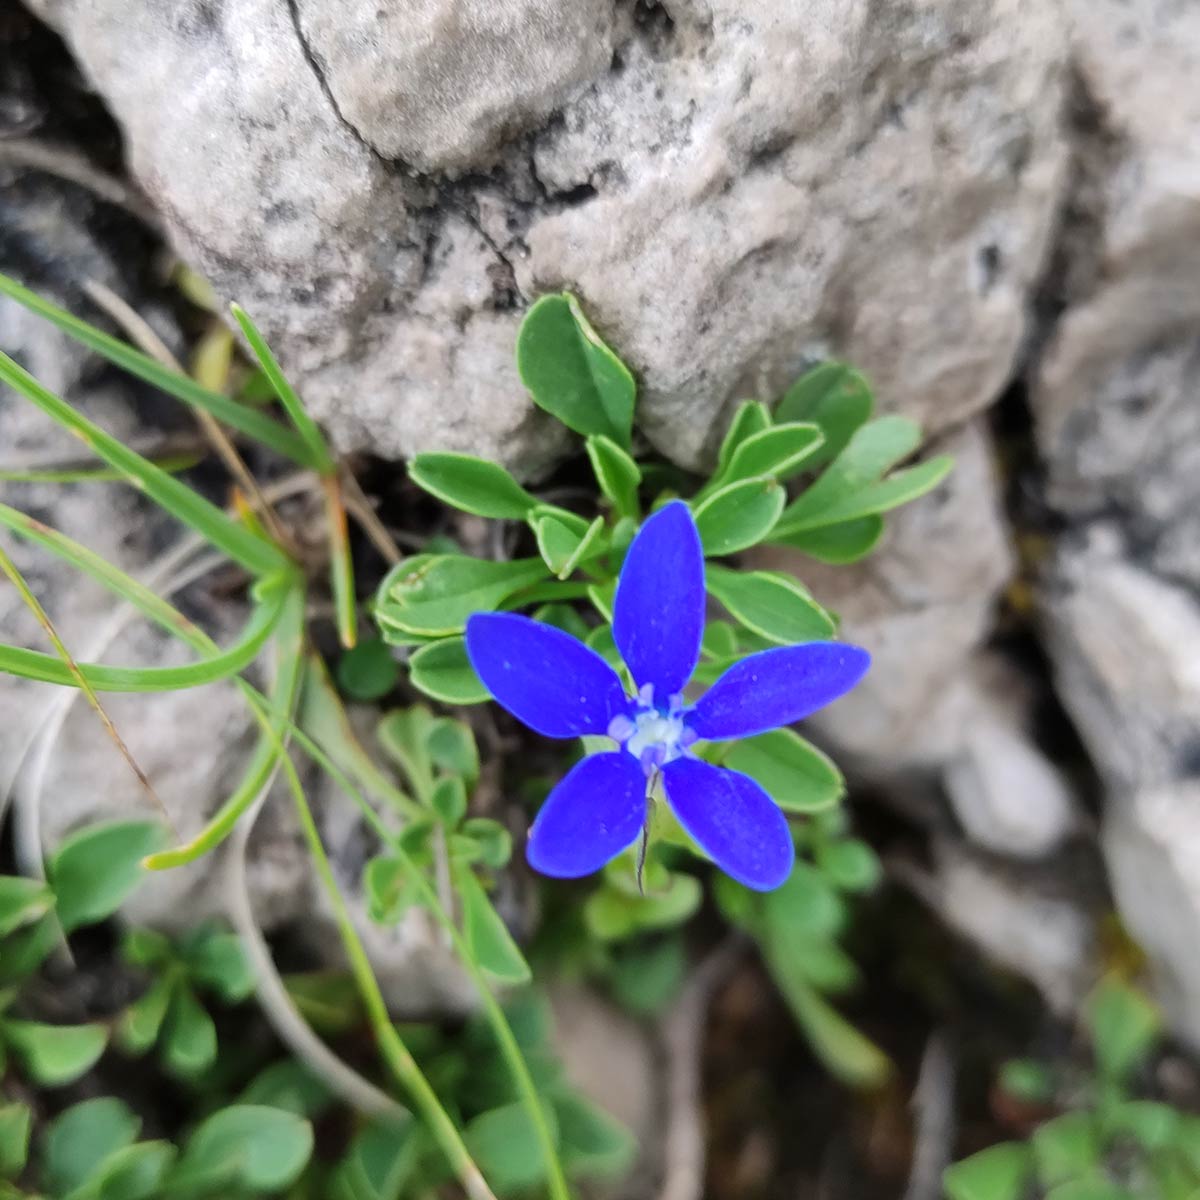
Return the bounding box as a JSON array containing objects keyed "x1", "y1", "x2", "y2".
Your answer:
[{"x1": 465, "y1": 501, "x2": 869, "y2": 891}]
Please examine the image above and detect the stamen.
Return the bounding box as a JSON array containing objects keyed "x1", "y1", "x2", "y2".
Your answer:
[
  {"x1": 638, "y1": 681, "x2": 655, "y2": 708},
  {"x1": 608, "y1": 714, "x2": 635, "y2": 741}
]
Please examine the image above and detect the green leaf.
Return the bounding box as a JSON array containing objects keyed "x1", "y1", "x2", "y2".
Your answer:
[
  {"x1": 763, "y1": 863, "x2": 845, "y2": 942},
  {"x1": 239, "y1": 1061, "x2": 334, "y2": 1119},
  {"x1": 427, "y1": 717, "x2": 480, "y2": 781},
  {"x1": 705, "y1": 564, "x2": 836, "y2": 644},
  {"x1": 692, "y1": 476, "x2": 786, "y2": 556},
  {"x1": 715, "y1": 401, "x2": 772, "y2": 475},
  {"x1": 716, "y1": 422, "x2": 824, "y2": 486},
  {"x1": 790, "y1": 456, "x2": 953, "y2": 529},
  {"x1": 456, "y1": 868, "x2": 531, "y2": 985},
  {"x1": 431, "y1": 776, "x2": 468, "y2": 826},
  {"x1": 1088, "y1": 978, "x2": 1160, "y2": 1083},
  {"x1": 3, "y1": 1019, "x2": 106, "y2": 1085},
  {"x1": 770, "y1": 515, "x2": 885, "y2": 563},
  {"x1": 701, "y1": 620, "x2": 739, "y2": 659},
  {"x1": 1044, "y1": 1180, "x2": 1134, "y2": 1200},
  {"x1": 0, "y1": 876, "x2": 54, "y2": 938},
  {"x1": 465, "y1": 1100, "x2": 559, "y2": 1196},
  {"x1": 1108, "y1": 1100, "x2": 1179, "y2": 1151},
  {"x1": 554, "y1": 1093, "x2": 635, "y2": 1179},
  {"x1": 460, "y1": 818, "x2": 513, "y2": 869},
  {"x1": 762, "y1": 944, "x2": 890, "y2": 1088},
  {"x1": 584, "y1": 874, "x2": 702, "y2": 941},
  {"x1": 608, "y1": 938, "x2": 687, "y2": 1016},
  {"x1": 0, "y1": 1103, "x2": 31, "y2": 1179},
  {"x1": 531, "y1": 602, "x2": 592, "y2": 641},
  {"x1": 171, "y1": 1105, "x2": 313, "y2": 1195},
  {"x1": 408, "y1": 637, "x2": 490, "y2": 705},
  {"x1": 722, "y1": 728, "x2": 844, "y2": 813},
  {"x1": 120, "y1": 927, "x2": 172, "y2": 967},
  {"x1": 363, "y1": 856, "x2": 418, "y2": 925},
  {"x1": 786, "y1": 939, "x2": 861, "y2": 992},
  {"x1": 586, "y1": 435, "x2": 641, "y2": 518},
  {"x1": 41, "y1": 1098, "x2": 140, "y2": 1195},
  {"x1": 116, "y1": 975, "x2": 174, "y2": 1055},
  {"x1": 516, "y1": 293, "x2": 635, "y2": 447},
  {"x1": 818, "y1": 839, "x2": 881, "y2": 892},
  {"x1": 407, "y1": 453, "x2": 538, "y2": 519},
  {"x1": 376, "y1": 554, "x2": 548, "y2": 637},
  {"x1": 534, "y1": 512, "x2": 607, "y2": 579},
  {"x1": 48, "y1": 819, "x2": 167, "y2": 933},
  {"x1": 0, "y1": 915, "x2": 57, "y2": 984},
  {"x1": 184, "y1": 930, "x2": 256, "y2": 1003},
  {"x1": 161, "y1": 985, "x2": 217, "y2": 1078},
  {"x1": 943, "y1": 1143, "x2": 1034, "y2": 1200},
  {"x1": 337, "y1": 637, "x2": 399, "y2": 701},
  {"x1": 71, "y1": 1139, "x2": 176, "y2": 1200},
  {"x1": 1032, "y1": 1112, "x2": 1101, "y2": 1188},
  {"x1": 998, "y1": 1059, "x2": 1056, "y2": 1105},
  {"x1": 773, "y1": 415, "x2": 924, "y2": 534},
  {"x1": 774, "y1": 362, "x2": 873, "y2": 469},
  {"x1": 587, "y1": 580, "x2": 616, "y2": 623}
]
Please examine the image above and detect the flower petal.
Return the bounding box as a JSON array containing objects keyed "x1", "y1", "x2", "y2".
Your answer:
[
  {"x1": 662, "y1": 757, "x2": 793, "y2": 891},
  {"x1": 466, "y1": 612, "x2": 630, "y2": 738},
  {"x1": 612, "y1": 500, "x2": 705, "y2": 698},
  {"x1": 689, "y1": 642, "x2": 870, "y2": 741},
  {"x1": 527, "y1": 752, "x2": 647, "y2": 878}
]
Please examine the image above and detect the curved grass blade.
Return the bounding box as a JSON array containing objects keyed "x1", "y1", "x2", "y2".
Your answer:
[
  {"x1": 0, "y1": 272, "x2": 315, "y2": 467},
  {"x1": 0, "y1": 453, "x2": 202, "y2": 483},
  {"x1": 0, "y1": 575, "x2": 291, "y2": 692},
  {"x1": 0, "y1": 350, "x2": 289, "y2": 575}
]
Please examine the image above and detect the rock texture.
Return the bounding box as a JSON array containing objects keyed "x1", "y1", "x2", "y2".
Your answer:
[{"x1": 25, "y1": 0, "x2": 1068, "y2": 471}]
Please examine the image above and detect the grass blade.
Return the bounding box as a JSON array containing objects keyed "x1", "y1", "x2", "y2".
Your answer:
[
  {"x1": 0, "y1": 349, "x2": 289, "y2": 575},
  {"x1": 0, "y1": 271, "x2": 315, "y2": 467},
  {"x1": 230, "y1": 305, "x2": 335, "y2": 476},
  {"x1": 0, "y1": 574, "x2": 291, "y2": 692},
  {"x1": 323, "y1": 476, "x2": 357, "y2": 648},
  {"x1": 0, "y1": 540, "x2": 175, "y2": 834}
]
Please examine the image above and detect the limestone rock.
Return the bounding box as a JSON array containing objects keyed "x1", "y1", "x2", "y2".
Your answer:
[
  {"x1": 29, "y1": 0, "x2": 1070, "y2": 471},
  {"x1": 293, "y1": 0, "x2": 616, "y2": 173}
]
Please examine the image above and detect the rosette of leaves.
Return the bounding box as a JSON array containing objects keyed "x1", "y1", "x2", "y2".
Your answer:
[
  {"x1": 945, "y1": 979, "x2": 1200, "y2": 1200},
  {"x1": 0, "y1": 1095, "x2": 311, "y2": 1200},
  {"x1": 115, "y1": 922, "x2": 255, "y2": 1081},
  {"x1": 363, "y1": 705, "x2": 529, "y2": 986},
  {"x1": 374, "y1": 292, "x2": 951, "y2": 707}
]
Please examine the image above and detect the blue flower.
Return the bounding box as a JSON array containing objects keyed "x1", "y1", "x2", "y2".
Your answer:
[{"x1": 465, "y1": 501, "x2": 870, "y2": 891}]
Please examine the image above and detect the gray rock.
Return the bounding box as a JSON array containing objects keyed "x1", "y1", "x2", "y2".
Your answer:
[
  {"x1": 293, "y1": 0, "x2": 616, "y2": 173},
  {"x1": 1104, "y1": 783, "x2": 1200, "y2": 1054},
  {"x1": 29, "y1": 0, "x2": 1070, "y2": 471},
  {"x1": 753, "y1": 420, "x2": 1015, "y2": 771}
]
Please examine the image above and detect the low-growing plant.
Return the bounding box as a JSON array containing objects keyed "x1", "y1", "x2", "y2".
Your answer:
[
  {"x1": 944, "y1": 978, "x2": 1200, "y2": 1200},
  {"x1": 0, "y1": 270, "x2": 952, "y2": 1196}
]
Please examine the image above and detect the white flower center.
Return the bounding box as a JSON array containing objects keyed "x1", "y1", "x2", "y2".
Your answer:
[{"x1": 623, "y1": 708, "x2": 687, "y2": 765}]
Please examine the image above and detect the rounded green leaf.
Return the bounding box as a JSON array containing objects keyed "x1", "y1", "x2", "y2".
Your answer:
[
  {"x1": 336, "y1": 636, "x2": 399, "y2": 701},
  {"x1": 407, "y1": 453, "x2": 538, "y2": 519},
  {"x1": 376, "y1": 555, "x2": 549, "y2": 637},
  {"x1": 162, "y1": 985, "x2": 217, "y2": 1079},
  {"x1": 408, "y1": 637, "x2": 490, "y2": 704},
  {"x1": 943, "y1": 1143, "x2": 1034, "y2": 1200},
  {"x1": 48, "y1": 819, "x2": 167, "y2": 933},
  {"x1": 3, "y1": 1019, "x2": 107, "y2": 1086},
  {"x1": 364, "y1": 855, "x2": 417, "y2": 925},
  {"x1": 818, "y1": 838, "x2": 881, "y2": 892},
  {"x1": 431, "y1": 776, "x2": 468, "y2": 826},
  {"x1": 998, "y1": 1059, "x2": 1056, "y2": 1105},
  {"x1": 692, "y1": 476, "x2": 786, "y2": 556},
  {"x1": 465, "y1": 1100, "x2": 559, "y2": 1195},
  {"x1": 184, "y1": 930, "x2": 256, "y2": 1003},
  {"x1": 774, "y1": 362, "x2": 874, "y2": 468},
  {"x1": 85, "y1": 1139, "x2": 176, "y2": 1200},
  {"x1": 516, "y1": 293, "x2": 635, "y2": 446},
  {"x1": 586, "y1": 435, "x2": 641, "y2": 518},
  {"x1": 722, "y1": 728, "x2": 844, "y2": 813},
  {"x1": 460, "y1": 818, "x2": 513, "y2": 869},
  {"x1": 1087, "y1": 978, "x2": 1160, "y2": 1083},
  {"x1": 1031, "y1": 1112, "x2": 1100, "y2": 1189},
  {"x1": 0, "y1": 876, "x2": 54, "y2": 938},
  {"x1": 715, "y1": 401, "x2": 772, "y2": 474},
  {"x1": 175, "y1": 1105, "x2": 313, "y2": 1192},
  {"x1": 41, "y1": 1098, "x2": 139, "y2": 1194},
  {"x1": 117, "y1": 975, "x2": 174, "y2": 1056},
  {"x1": 0, "y1": 1102, "x2": 31, "y2": 1179},
  {"x1": 763, "y1": 863, "x2": 845, "y2": 942},
  {"x1": 705, "y1": 564, "x2": 836, "y2": 643},
  {"x1": 426, "y1": 717, "x2": 480, "y2": 781},
  {"x1": 555, "y1": 1093, "x2": 635, "y2": 1179}
]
